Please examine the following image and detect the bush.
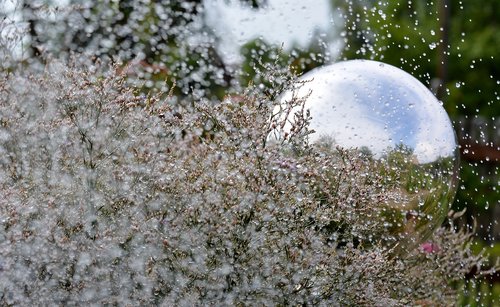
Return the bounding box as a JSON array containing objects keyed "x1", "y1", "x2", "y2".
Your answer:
[{"x1": 0, "y1": 59, "x2": 495, "y2": 305}]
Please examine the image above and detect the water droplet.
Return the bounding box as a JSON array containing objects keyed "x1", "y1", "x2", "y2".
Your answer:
[{"x1": 429, "y1": 43, "x2": 436, "y2": 50}]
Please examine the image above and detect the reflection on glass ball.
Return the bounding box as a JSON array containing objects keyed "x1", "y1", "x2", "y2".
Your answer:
[{"x1": 276, "y1": 60, "x2": 459, "y2": 253}]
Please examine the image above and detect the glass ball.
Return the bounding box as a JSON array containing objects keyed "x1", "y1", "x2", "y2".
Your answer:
[{"x1": 276, "y1": 60, "x2": 459, "y2": 253}]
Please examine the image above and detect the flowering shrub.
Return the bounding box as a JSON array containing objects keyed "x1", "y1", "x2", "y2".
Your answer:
[{"x1": 0, "y1": 59, "x2": 495, "y2": 305}]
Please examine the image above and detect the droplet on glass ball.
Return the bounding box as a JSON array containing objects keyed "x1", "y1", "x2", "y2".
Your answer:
[{"x1": 274, "y1": 60, "x2": 459, "y2": 254}]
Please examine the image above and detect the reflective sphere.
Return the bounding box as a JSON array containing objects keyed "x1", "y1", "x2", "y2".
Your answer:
[{"x1": 276, "y1": 60, "x2": 459, "y2": 253}]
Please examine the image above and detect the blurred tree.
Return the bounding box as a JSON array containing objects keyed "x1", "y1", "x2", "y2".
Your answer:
[
  {"x1": 332, "y1": 0, "x2": 499, "y2": 115},
  {"x1": 10, "y1": 0, "x2": 268, "y2": 99}
]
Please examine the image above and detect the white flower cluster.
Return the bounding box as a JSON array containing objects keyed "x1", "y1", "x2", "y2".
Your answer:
[{"x1": 0, "y1": 60, "x2": 492, "y2": 306}]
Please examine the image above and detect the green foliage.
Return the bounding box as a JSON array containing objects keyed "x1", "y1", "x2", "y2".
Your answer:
[
  {"x1": 457, "y1": 279, "x2": 500, "y2": 306},
  {"x1": 332, "y1": 0, "x2": 499, "y2": 116},
  {"x1": 334, "y1": 0, "x2": 438, "y2": 80},
  {"x1": 447, "y1": 0, "x2": 500, "y2": 117}
]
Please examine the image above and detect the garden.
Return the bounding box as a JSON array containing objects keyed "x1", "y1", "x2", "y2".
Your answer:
[{"x1": 0, "y1": 0, "x2": 498, "y2": 305}]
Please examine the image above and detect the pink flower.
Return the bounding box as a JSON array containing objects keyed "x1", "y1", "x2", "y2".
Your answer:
[{"x1": 420, "y1": 242, "x2": 440, "y2": 253}]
